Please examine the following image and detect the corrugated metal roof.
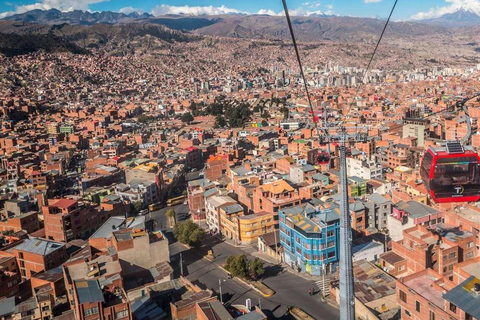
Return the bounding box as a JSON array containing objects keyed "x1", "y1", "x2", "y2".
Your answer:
[
  {"x1": 0, "y1": 296, "x2": 15, "y2": 317},
  {"x1": 75, "y1": 279, "x2": 105, "y2": 304},
  {"x1": 443, "y1": 276, "x2": 480, "y2": 319},
  {"x1": 14, "y1": 238, "x2": 65, "y2": 256}
]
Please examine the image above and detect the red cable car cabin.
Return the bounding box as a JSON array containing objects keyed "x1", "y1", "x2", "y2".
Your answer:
[
  {"x1": 420, "y1": 142, "x2": 480, "y2": 203},
  {"x1": 317, "y1": 151, "x2": 330, "y2": 165}
]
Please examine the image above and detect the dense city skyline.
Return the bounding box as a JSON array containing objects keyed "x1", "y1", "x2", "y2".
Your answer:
[
  {"x1": 2, "y1": 0, "x2": 480, "y2": 20},
  {"x1": 0, "y1": 1, "x2": 480, "y2": 320}
]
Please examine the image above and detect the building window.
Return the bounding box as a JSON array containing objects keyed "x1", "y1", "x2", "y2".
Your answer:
[
  {"x1": 429, "y1": 310, "x2": 435, "y2": 320},
  {"x1": 405, "y1": 309, "x2": 411, "y2": 316},
  {"x1": 327, "y1": 251, "x2": 335, "y2": 258},
  {"x1": 449, "y1": 303, "x2": 457, "y2": 313},
  {"x1": 467, "y1": 252, "x2": 474, "y2": 259},
  {"x1": 327, "y1": 241, "x2": 335, "y2": 248},
  {"x1": 448, "y1": 252, "x2": 456, "y2": 259},
  {"x1": 115, "y1": 310, "x2": 128, "y2": 319},
  {"x1": 84, "y1": 306, "x2": 99, "y2": 317},
  {"x1": 398, "y1": 265, "x2": 405, "y2": 272},
  {"x1": 327, "y1": 230, "x2": 334, "y2": 237},
  {"x1": 399, "y1": 290, "x2": 407, "y2": 303},
  {"x1": 416, "y1": 301, "x2": 421, "y2": 312},
  {"x1": 467, "y1": 241, "x2": 474, "y2": 248}
]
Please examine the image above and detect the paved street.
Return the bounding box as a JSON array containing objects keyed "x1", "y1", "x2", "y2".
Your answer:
[
  {"x1": 149, "y1": 206, "x2": 339, "y2": 319},
  {"x1": 148, "y1": 203, "x2": 190, "y2": 230},
  {"x1": 168, "y1": 234, "x2": 339, "y2": 319}
]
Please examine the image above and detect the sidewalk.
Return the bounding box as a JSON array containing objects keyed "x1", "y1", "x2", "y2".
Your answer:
[
  {"x1": 251, "y1": 251, "x2": 323, "y2": 282},
  {"x1": 221, "y1": 236, "x2": 249, "y2": 248}
]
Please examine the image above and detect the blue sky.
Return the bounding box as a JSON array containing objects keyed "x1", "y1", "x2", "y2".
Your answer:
[{"x1": 1, "y1": 0, "x2": 479, "y2": 20}]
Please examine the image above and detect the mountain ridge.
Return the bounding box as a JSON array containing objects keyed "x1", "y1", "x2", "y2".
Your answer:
[{"x1": 417, "y1": 8, "x2": 480, "y2": 28}]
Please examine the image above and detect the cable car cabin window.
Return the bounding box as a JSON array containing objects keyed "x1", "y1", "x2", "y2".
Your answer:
[
  {"x1": 420, "y1": 152, "x2": 433, "y2": 183},
  {"x1": 431, "y1": 156, "x2": 480, "y2": 198}
]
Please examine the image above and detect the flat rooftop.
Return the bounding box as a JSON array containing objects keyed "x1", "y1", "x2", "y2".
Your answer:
[
  {"x1": 67, "y1": 254, "x2": 121, "y2": 281},
  {"x1": 454, "y1": 207, "x2": 480, "y2": 224},
  {"x1": 460, "y1": 261, "x2": 480, "y2": 280},
  {"x1": 404, "y1": 273, "x2": 445, "y2": 308}
]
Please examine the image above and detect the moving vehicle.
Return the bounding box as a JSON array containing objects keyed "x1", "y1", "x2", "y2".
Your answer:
[
  {"x1": 420, "y1": 142, "x2": 480, "y2": 203},
  {"x1": 149, "y1": 202, "x2": 162, "y2": 212},
  {"x1": 317, "y1": 151, "x2": 330, "y2": 165},
  {"x1": 167, "y1": 195, "x2": 186, "y2": 207}
]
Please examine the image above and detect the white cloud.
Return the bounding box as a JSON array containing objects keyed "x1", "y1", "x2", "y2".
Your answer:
[
  {"x1": 411, "y1": 0, "x2": 480, "y2": 20},
  {"x1": 0, "y1": 10, "x2": 14, "y2": 18},
  {"x1": 365, "y1": 0, "x2": 383, "y2": 3},
  {"x1": 0, "y1": 0, "x2": 107, "y2": 17},
  {"x1": 151, "y1": 4, "x2": 248, "y2": 16},
  {"x1": 302, "y1": 1, "x2": 322, "y2": 9},
  {"x1": 119, "y1": 7, "x2": 144, "y2": 15},
  {"x1": 0, "y1": 1, "x2": 334, "y2": 19},
  {"x1": 289, "y1": 7, "x2": 325, "y2": 16},
  {"x1": 257, "y1": 9, "x2": 280, "y2": 16}
]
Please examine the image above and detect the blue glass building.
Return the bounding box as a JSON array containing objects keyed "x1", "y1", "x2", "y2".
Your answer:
[{"x1": 279, "y1": 203, "x2": 340, "y2": 275}]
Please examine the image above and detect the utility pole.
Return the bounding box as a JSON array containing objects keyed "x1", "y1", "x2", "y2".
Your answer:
[
  {"x1": 322, "y1": 263, "x2": 326, "y2": 296},
  {"x1": 273, "y1": 228, "x2": 279, "y2": 264},
  {"x1": 180, "y1": 252, "x2": 183, "y2": 277},
  {"x1": 219, "y1": 279, "x2": 224, "y2": 304}
]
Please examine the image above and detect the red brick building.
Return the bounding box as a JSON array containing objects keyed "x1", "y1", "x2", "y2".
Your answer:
[
  {"x1": 380, "y1": 224, "x2": 476, "y2": 278},
  {"x1": 43, "y1": 199, "x2": 116, "y2": 242},
  {"x1": 13, "y1": 238, "x2": 67, "y2": 280},
  {"x1": 205, "y1": 155, "x2": 228, "y2": 181}
]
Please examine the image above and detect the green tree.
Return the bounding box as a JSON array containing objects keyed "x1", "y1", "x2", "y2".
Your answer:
[
  {"x1": 247, "y1": 258, "x2": 265, "y2": 280},
  {"x1": 225, "y1": 254, "x2": 248, "y2": 279},
  {"x1": 166, "y1": 208, "x2": 176, "y2": 218},
  {"x1": 214, "y1": 115, "x2": 227, "y2": 128},
  {"x1": 138, "y1": 115, "x2": 152, "y2": 124},
  {"x1": 132, "y1": 201, "x2": 143, "y2": 214},
  {"x1": 261, "y1": 120, "x2": 268, "y2": 127},
  {"x1": 173, "y1": 220, "x2": 205, "y2": 247},
  {"x1": 189, "y1": 228, "x2": 205, "y2": 247},
  {"x1": 225, "y1": 103, "x2": 252, "y2": 128},
  {"x1": 166, "y1": 209, "x2": 176, "y2": 227},
  {"x1": 206, "y1": 102, "x2": 224, "y2": 116},
  {"x1": 181, "y1": 112, "x2": 194, "y2": 124},
  {"x1": 280, "y1": 106, "x2": 289, "y2": 119}
]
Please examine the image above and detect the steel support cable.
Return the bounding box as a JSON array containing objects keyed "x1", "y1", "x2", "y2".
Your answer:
[
  {"x1": 382, "y1": 93, "x2": 480, "y2": 141},
  {"x1": 281, "y1": 0, "x2": 323, "y2": 139},
  {"x1": 348, "y1": 0, "x2": 399, "y2": 124}
]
